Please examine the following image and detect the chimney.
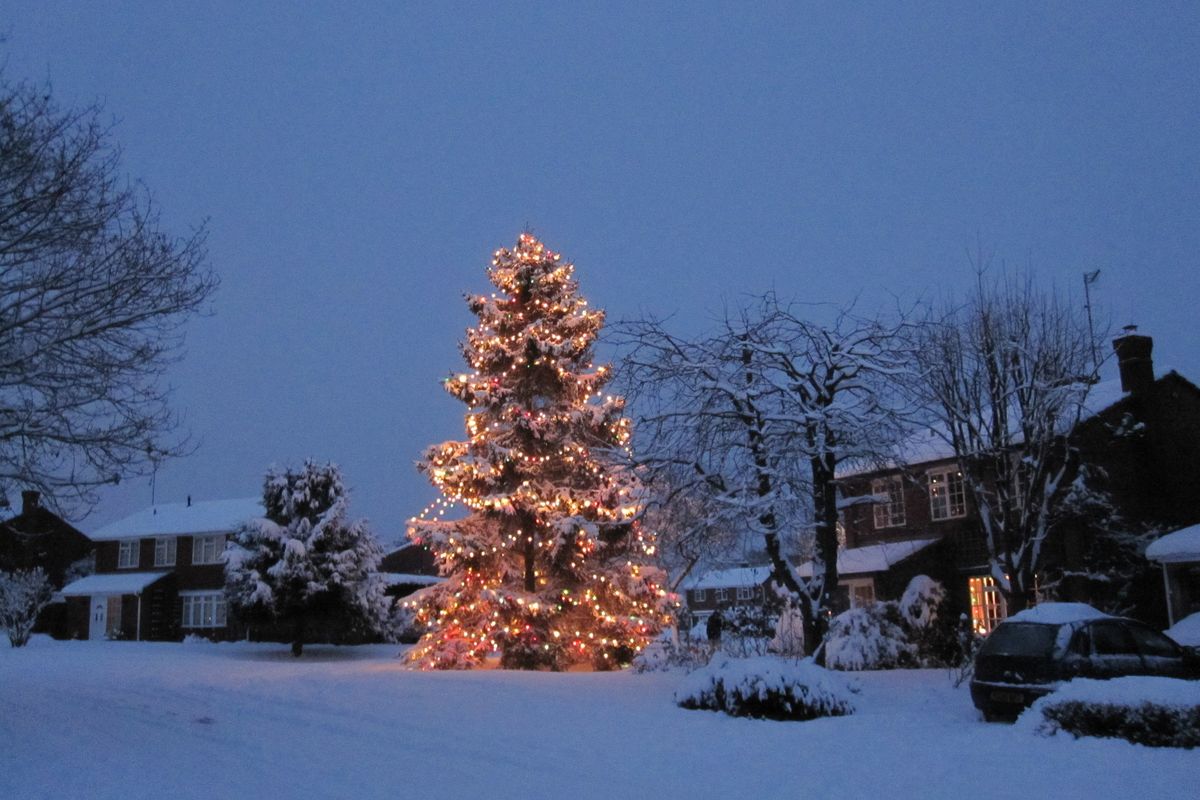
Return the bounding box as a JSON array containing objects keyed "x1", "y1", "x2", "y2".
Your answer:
[
  {"x1": 21, "y1": 490, "x2": 40, "y2": 515},
  {"x1": 1113, "y1": 325, "x2": 1154, "y2": 395},
  {"x1": 187, "y1": 494, "x2": 192, "y2": 507}
]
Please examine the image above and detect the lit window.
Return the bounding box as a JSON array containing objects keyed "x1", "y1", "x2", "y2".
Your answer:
[
  {"x1": 181, "y1": 592, "x2": 228, "y2": 629},
  {"x1": 154, "y1": 537, "x2": 177, "y2": 567},
  {"x1": 968, "y1": 576, "x2": 1008, "y2": 635},
  {"x1": 928, "y1": 468, "x2": 967, "y2": 520},
  {"x1": 692, "y1": 588, "x2": 706, "y2": 602},
  {"x1": 117, "y1": 539, "x2": 139, "y2": 569},
  {"x1": 843, "y1": 578, "x2": 875, "y2": 609},
  {"x1": 192, "y1": 535, "x2": 225, "y2": 565},
  {"x1": 872, "y1": 476, "x2": 906, "y2": 528},
  {"x1": 736, "y1": 585, "x2": 754, "y2": 601}
]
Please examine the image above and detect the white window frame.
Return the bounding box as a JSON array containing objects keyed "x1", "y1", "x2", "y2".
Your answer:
[
  {"x1": 192, "y1": 534, "x2": 225, "y2": 565},
  {"x1": 117, "y1": 539, "x2": 140, "y2": 569},
  {"x1": 842, "y1": 577, "x2": 875, "y2": 609},
  {"x1": 714, "y1": 587, "x2": 728, "y2": 602},
  {"x1": 692, "y1": 588, "x2": 706, "y2": 602},
  {"x1": 872, "y1": 476, "x2": 906, "y2": 528},
  {"x1": 736, "y1": 585, "x2": 754, "y2": 602},
  {"x1": 928, "y1": 468, "x2": 967, "y2": 521},
  {"x1": 154, "y1": 536, "x2": 177, "y2": 567},
  {"x1": 180, "y1": 591, "x2": 228, "y2": 629},
  {"x1": 968, "y1": 575, "x2": 1008, "y2": 635}
]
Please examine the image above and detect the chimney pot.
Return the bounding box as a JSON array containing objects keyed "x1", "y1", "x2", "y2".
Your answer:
[
  {"x1": 21, "y1": 490, "x2": 40, "y2": 515},
  {"x1": 1113, "y1": 327, "x2": 1154, "y2": 395},
  {"x1": 187, "y1": 495, "x2": 192, "y2": 507}
]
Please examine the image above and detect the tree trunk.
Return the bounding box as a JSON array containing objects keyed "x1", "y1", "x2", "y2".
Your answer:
[
  {"x1": 291, "y1": 617, "x2": 305, "y2": 657},
  {"x1": 811, "y1": 452, "x2": 840, "y2": 652}
]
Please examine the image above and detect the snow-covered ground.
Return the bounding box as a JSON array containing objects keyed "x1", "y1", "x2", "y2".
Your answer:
[{"x1": 1, "y1": 638, "x2": 1194, "y2": 800}]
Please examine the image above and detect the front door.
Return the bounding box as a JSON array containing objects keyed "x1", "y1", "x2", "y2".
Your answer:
[{"x1": 89, "y1": 597, "x2": 107, "y2": 640}]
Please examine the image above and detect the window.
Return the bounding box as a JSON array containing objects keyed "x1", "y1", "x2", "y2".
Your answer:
[
  {"x1": 968, "y1": 576, "x2": 1007, "y2": 635},
  {"x1": 181, "y1": 592, "x2": 228, "y2": 629},
  {"x1": 692, "y1": 588, "x2": 706, "y2": 602},
  {"x1": 154, "y1": 537, "x2": 177, "y2": 567},
  {"x1": 736, "y1": 585, "x2": 754, "y2": 601},
  {"x1": 714, "y1": 588, "x2": 728, "y2": 602},
  {"x1": 192, "y1": 534, "x2": 225, "y2": 565},
  {"x1": 1090, "y1": 621, "x2": 1138, "y2": 656},
  {"x1": 1125, "y1": 623, "x2": 1181, "y2": 659},
  {"x1": 843, "y1": 578, "x2": 875, "y2": 609},
  {"x1": 117, "y1": 539, "x2": 139, "y2": 569},
  {"x1": 872, "y1": 476, "x2": 906, "y2": 528},
  {"x1": 928, "y1": 468, "x2": 966, "y2": 520}
]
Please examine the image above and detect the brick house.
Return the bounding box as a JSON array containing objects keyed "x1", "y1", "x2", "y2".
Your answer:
[
  {"x1": 379, "y1": 542, "x2": 442, "y2": 600},
  {"x1": 682, "y1": 564, "x2": 775, "y2": 622},
  {"x1": 60, "y1": 498, "x2": 262, "y2": 641},
  {"x1": 838, "y1": 328, "x2": 1200, "y2": 633},
  {"x1": 0, "y1": 490, "x2": 94, "y2": 587}
]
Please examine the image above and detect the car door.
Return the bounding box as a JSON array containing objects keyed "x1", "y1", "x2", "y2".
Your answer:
[
  {"x1": 1087, "y1": 621, "x2": 1144, "y2": 678},
  {"x1": 1124, "y1": 621, "x2": 1187, "y2": 678}
]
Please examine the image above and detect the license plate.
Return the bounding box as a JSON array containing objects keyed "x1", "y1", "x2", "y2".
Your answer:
[{"x1": 991, "y1": 690, "x2": 1025, "y2": 704}]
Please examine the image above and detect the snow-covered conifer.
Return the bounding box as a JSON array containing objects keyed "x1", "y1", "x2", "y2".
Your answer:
[
  {"x1": 225, "y1": 460, "x2": 389, "y2": 656},
  {"x1": 405, "y1": 234, "x2": 671, "y2": 670}
]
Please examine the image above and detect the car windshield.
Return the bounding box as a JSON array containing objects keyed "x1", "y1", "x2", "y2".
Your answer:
[{"x1": 980, "y1": 623, "x2": 1059, "y2": 657}]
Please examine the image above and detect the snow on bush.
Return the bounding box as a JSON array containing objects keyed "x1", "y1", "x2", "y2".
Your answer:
[
  {"x1": 675, "y1": 655, "x2": 857, "y2": 720},
  {"x1": 0, "y1": 568, "x2": 53, "y2": 647},
  {"x1": 899, "y1": 575, "x2": 945, "y2": 629},
  {"x1": 824, "y1": 602, "x2": 916, "y2": 671},
  {"x1": 1018, "y1": 676, "x2": 1200, "y2": 749}
]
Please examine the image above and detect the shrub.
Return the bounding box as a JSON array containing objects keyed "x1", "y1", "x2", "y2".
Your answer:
[
  {"x1": 0, "y1": 568, "x2": 54, "y2": 647},
  {"x1": 1020, "y1": 677, "x2": 1200, "y2": 749},
  {"x1": 825, "y1": 602, "x2": 916, "y2": 671},
  {"x1": 632, "y1": 630, "x2": 710, "y2": 673},
  {"x1": 675, "y1": 655, "x2": 857, "y2": 720}
]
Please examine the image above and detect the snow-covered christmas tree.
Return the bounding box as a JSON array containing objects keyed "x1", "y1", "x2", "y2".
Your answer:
[
  {"x1": 405, "y1": 233, "x2": 671, "y2": 670},
  {"x1": 225, "y1": 460, "x2": 390, "y2": 656}
]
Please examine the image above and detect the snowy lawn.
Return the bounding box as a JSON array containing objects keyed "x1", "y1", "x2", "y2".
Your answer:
[{"x1": 1, "y1": 638, "x2": 1195, "y2": 800}]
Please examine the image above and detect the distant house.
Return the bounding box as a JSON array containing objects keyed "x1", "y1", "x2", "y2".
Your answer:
[
  {"x1": 837, "y1": 328, "x2": 1200, "y2": 633},
  {"x1": 379, "y1": 543, "x2": 442, "y2": 600},
  {"x1": 682, "y1": 564, "x2": 774, "y2": 621},
  {"x1": 60, "y1": 498, "x2": 262, "y2": 641},
  {"x1": 1146, "y1": 524, "x2": 1200, "y2": 627},
  {"x1": 0, "y1": 490, "x2": 94, "y2": 587}
]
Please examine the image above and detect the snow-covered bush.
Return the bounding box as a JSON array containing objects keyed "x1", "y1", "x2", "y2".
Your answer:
[
  {"x1": 824, "y1": 602, "x2": 916, "y2": 671},
  {"x1": 632, "y1": 630, "x2": 709, "y2": 673},
  {"x1": 899, "y1": 575, "x2": 945, "y2": 629},
  {"x1": 1165, "y1": 612, "x2": 1200, "y2": 651},
  {"x1": 0, "y1": 567, "x2": 53, "y2": 647},
  {"x1": 769, "y1": 602, "x2": 805, "y2": 657},
  {"x1": 675, "y1": 655, "x2": 857, "y2": 720},
  {"x1": 719, "y1": 605, "x2": 777, "y2": 657},
  {"x1": 1019, "y1": 677, "x2": 1200, "y2": 749}
]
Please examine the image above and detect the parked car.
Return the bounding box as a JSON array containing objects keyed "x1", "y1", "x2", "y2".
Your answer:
[{"x1": 970, "y1": 602, "x2": 1200, "y2": 721}]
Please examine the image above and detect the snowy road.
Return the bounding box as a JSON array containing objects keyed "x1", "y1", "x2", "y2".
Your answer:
[{"x1": 0, "y1": 638, "x2": 1193, "y2": 799}]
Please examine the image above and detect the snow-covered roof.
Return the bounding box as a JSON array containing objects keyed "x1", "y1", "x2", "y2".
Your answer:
[
  {"x1": 684, "y1": 565, "x2": 773, "y2": 590},
  {"x1": 794, "y1": 537, "x2": 940, "y2": 578},
  {"x1": 1006, "y1": 602, "x2": 1112, "y2": 625},
  {"x1": 380, "y1": 572, "x2": 443, "y2": 587},
  {"x1": 1165, "y1": 612, "x2": 1200, "y2": 647},
  {"x1": 60, "y1": 571, "x2": 171, "y2": 596},
  {"x1": 1145, "y1": 524, "x2": 1200, "y2": 563},
  {"x1": 89, "y1": 498, "x2": 263, "y2": 541}
]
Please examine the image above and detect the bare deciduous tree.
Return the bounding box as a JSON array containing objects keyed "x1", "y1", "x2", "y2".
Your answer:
[
  {"x1": 617, "y1": 295, "x2": 913, "y2": 647},
  {"x1": 0, "y1": 73, "x2": 217, "y2": 513},
  {"x1": 910, "y1": 271, "x2": 1103, "y2": 611}
]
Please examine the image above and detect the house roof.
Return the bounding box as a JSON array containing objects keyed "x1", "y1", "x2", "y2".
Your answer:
[
  {"x1": 60, "y1": 571, "x2": 171, "y2": 596},
  {"x1": 794, "y1": 537, "x2": 940, "y2": 578},
  {"x1": 684, "y1": 565, "x2": 773, "y2": 590},
  {"x1": 89, "y1": 498, "x2": 263, "y2": 541},
  {"x1": 1145, "y1": 524, "x2": 1200, "y2": 563},
  {"x1": 380, "y1": 572, "x2": 443, "y2": 587}
]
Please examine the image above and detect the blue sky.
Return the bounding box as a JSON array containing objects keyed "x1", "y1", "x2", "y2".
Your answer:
[{"x1": 4, "y1": 2, "x2": 1198, "y2": 540}]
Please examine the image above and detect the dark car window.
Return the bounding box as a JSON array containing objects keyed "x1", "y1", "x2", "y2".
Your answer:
[
  {"x1": 1089, "y1": 621, "x2": 1139, "y2": 656},
  {"x1": 980, "y1": 623, "x2": 1058, "y2": 657},
  {"x1": 1069, "y1": 626, "x2": 1091, "y2": 656},
  {"x1": 1125, "y1": 623, "x2": 1181, "y2": 659}
]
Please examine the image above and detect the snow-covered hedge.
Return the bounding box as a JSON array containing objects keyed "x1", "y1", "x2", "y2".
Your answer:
[
  {"x1": 1019, "y1": 677, "x2": 1200, "y2": 749},
  {"x1": 675, "y1": 655, "x2": 857, "y2": 720},
  {"x1": 824, "y1": 603, "x2": 916, "y2": 671},
  {"x1": 632, "y1": 631, "x2": 709, "y2": 673}
]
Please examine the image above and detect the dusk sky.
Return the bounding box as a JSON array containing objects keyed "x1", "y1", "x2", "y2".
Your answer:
[{"x1": 4, "y1": 2, "x2": 1198, "y2": 541}]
